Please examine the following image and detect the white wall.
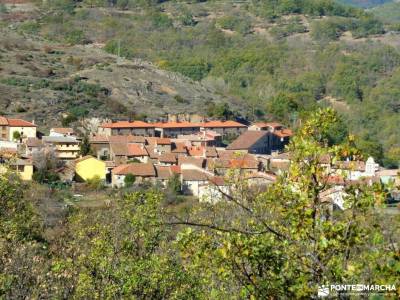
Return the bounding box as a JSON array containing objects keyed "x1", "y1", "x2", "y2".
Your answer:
[{"x1": 8, "y1": 126, "x2": 36, "y2": 141}]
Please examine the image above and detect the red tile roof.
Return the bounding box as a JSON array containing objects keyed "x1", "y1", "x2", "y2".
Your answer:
[
  {"x1": 153, "y1": 121, "x2": 202, "y2": 129},
  {"x1": 188, "y1": 146, "x2": 205, "y2": 157},
  {"x1": 7, "y1": 118, "x2": 37, "y2": 127},
  {"x1": 208, "y1": 176, "x2": 226, "y2": 186},
  {"x1": 155, "y1": 120, "x2": 246, "y2": 129},
  {"x1": 227, "y1": 131, "x2": 268, "y2": 150},
  {"x1": 0, "y1": 117, "x2": 8, "y2": 125},
  {"x1": 202, "y1": 120, "x2": 246, "y2": 128},
  {"x1": 127, "y1": 144, "x2": 148, "y2": 156},
  {"x1": 101, "y1": 121, "x2": 155, "y2": 128},
  {"x1": 146, "y1": 137, "x2": 171, "y2": 145},
  {"x1": 170, "y1": 165, "x2": 181, "y2": 174},
  {"x1": 206, "y1": 147, "x2": 218, "y2": 158},
  {"x1": 171, "y1": 142, "x2": 187, "y2": 154},
  {"x1": 178, "y1": 156, "x2": 205, "y2": 168},
  {"x1": 273, "y1": 129, "x2": 293, "y2": 138},
  {"x1": 181, "y1": 169, "x2": 210, "y2": 181},
  {"x1": 90, "y1": 135, "x2": 109, "y2": 143},
  {"x1": 51, "y1": 127, "x2": 74, "y2": 134},
  {"x1": 112, "y1": 163, "x2": 156, "y2": 176},
  {"x1": 252, "y1": 122, "x2": 283, "y2": 129},
  {"x1": 158, "y1": 153, "x2": 177, "y2": 163},
  {"x1": 155, "y1": 165, "x2": 174, "y2": 180},
  {"x1": 111, "y1": 143, "x2": 148, "y2": 157},
  {"x1": 26, "y1": 137, "x2": 43, "y2": 148}
]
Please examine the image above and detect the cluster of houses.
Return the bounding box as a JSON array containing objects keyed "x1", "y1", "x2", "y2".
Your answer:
[{"x1": 0, "y1": 116, "x2": 399, "y2": 206}]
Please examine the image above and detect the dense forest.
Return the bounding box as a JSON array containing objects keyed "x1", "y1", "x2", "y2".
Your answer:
[{"x1": 4, "y1": 0, "x2": 398, "y2": 166}]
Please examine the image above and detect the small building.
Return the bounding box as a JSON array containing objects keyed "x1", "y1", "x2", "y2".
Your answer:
[
  {"x1": 90, "y1": 135, "x2": 110, "y2": 160},
  {"x1": 11, "y1": 158, "x2": 33, "y2": 181},
  {"x1": 227, "y1": 130, "x2": 290, "y2": 155},
  {"x1": 171, "y1": 142, "x2": 188, "y2": 156},
  {"x1": 377, "y1": 169, "x2": 400, "y2": 186},
  {"x1": 181, "y1": 168, "x2": 211, "y2": 196},
  {"x1": 110, "y1": 143, "x2": 149, "y2": 165},
  {"x1": 74, "y1": 155, "x2": 106, "y2": 182},
  {"x1": 198, "y1": 176, "x2": 230, "y2": 203},
  {"x1": 154, "y1": 121, "x2": 202, "y2": 138},
  {"x1": 154, "y1": 120, "x2": 247, "y2": 138},
  {"x1": 201, "y1": 120, "x2": 247, "y2": 137},
  {"x1": 333, "y1": 157, "x2": 379, "y2": 181},
  {"x1": 145, "y1": 137, "x2": 172, "y2": 154},
  {"x1": 0, "y1": 116, "x2": 37, "y2": 141},
  {"x1": 0, "y1": 156, "x2": 33, "y2": 181},
  {"x1": 99, "y1": 121, "x2": 155, "y2": 137},
  {"x1": 111, "y1": 163, "x2": 156, "y2": 188},
  {"x1": 175, "y1": 130, "x2": 222, "y2": 147},
  {"x1": 50, "y1": 128, "x2": 75, "y2": 137},
  {"x1": 155, "y1": 165, "x2": 180, "y2": 187},
  {"x1": 25, "y1": 138, "x2": 44, "y2": 156},
  {"x1": 157, "y1": 153, "x2": 177, "y2": 166},
  {"x1": 248, "y1": 122, "x2": 284, "y2": 132},
  {"x1": 42, "y1": 136, "x2": 80, "y2": 160}
]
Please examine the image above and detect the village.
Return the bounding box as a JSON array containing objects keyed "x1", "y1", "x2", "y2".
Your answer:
[{"x1": 0, "y1": 114, "x2": 399, "y2": 208}]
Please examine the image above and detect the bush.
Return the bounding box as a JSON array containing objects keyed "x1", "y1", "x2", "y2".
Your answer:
[
  {"x1": 217, "y1": 15, "x2": 251, "y2": 35},
  {"x1": 174, "y1": 95, "x2": 189, "y2": 104},
  {"x1": 65, "y1": 29, "x2": 86, "y2": 45},
  {"x1": 124, "y1": 173, "x2": 136, "y2": 188},
  {"x1": 87, "y1": 175, "x2": 104, "y2": 190}
]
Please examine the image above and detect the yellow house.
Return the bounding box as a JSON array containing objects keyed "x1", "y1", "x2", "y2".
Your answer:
[
  {"x1": 74, "y1": 155, "x2": 106, "y2": 181},
  {"x1": 0, "y1": 159, "x2": 34, "y2": 181}
]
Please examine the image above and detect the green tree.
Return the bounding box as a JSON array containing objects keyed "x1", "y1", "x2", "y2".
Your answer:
[
  {"x1": 124, "y1": 173, "x2": 136, "y2": 187},
  {"x1": 12, "y1": 131, "x2": 21, "y2": 141},
  {"x1": 167, "y1": 173, "x2": 181, "y2": 194},
  {"x1": 175, "y1": 109, "x2": 400, "y2": 298},
  {"x1": 80, "y1": 135, "x2": 92, "y2": 156}
]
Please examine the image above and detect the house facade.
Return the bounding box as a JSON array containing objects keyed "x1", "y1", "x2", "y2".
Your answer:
[
  {"x1": 99, "y1": 121, "x2": 155, "y2": 137},
  {"x1": 0, "y1": 116, "x2": 37, "y2": 141},
  {"x1": 42, "y1": 136, "x2": 80, "y2": 160}
]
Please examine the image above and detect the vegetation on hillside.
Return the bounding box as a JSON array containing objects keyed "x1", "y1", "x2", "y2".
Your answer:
[{"x1": 1, "y1": 110, "x2": 399, "y2": 298}]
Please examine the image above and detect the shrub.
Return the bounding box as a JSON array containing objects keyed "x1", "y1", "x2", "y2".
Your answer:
[
  {"x1": 124, "y1": 173, "x2": 136, "y2": 188},
  {"x1": 87, "y1": 175, "x2": 104, "y2": 190}
]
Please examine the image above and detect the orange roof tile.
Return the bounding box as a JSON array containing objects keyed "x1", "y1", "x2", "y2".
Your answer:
[
  {"x1": 153, "y1": 120, "x2": 246, "y2": 129},
  {"x1": 112, "y1": 163, "x2": 155, "y2": 177},
  {"x1": 158, "y1": 153, "x2": 177, "y2": 163},
  {"x1": 202, "y1": 120, "x2": 246, "y2": 128},
  {"x1": 146, "y1": 137, "x2": 171, "y2": 145},
  {"x1": 154, "y1": 121, "x2": 202, "y2": 129},
  {"x1": 171, "y1": 142, "x2": 187, "y2": 154},
  {"x1": 127, "y1": 144, "x2": 148, "y2": 156},
  {"x1": 188, "y1": 146, "x2": 205, "y2": 157},
  {"x1": 51, "y1": 127, "x2": 74, "y2": 134},
  {"x1": 0, "y1": 117, "x2": 8, "y2": 125},
  {"x1": 170, "y1": 165, "x2": 181, "y2": 174},
  {"x1": 7, "y1": 118, "x2": 36, "y2": 127},
  {"x1": 101, "y1": 121, "x2": 155, "y2": 129},
  {"x1": 273, "y1": 129, "x2": 293, "y2": 138}
]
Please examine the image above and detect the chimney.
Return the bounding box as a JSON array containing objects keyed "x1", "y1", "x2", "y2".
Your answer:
[{"x1": 32, "y1": 120, "x2": 35, "y2": 125}]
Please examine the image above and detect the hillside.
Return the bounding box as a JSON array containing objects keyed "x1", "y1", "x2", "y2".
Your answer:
[
  {"x1": 0, "y1": 28, "x2": 234, "y2": 131},
  {"x1": 1, "y1": 0, "x2": 400, "y2": 166},
  {"x1": 372, "y1": 1, "x2": 400, "y2": 23},
  {"x1": 339, "y1": 0, "x2": 393, "y2": 7}
]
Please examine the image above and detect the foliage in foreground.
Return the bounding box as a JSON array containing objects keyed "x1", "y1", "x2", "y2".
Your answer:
[{"x1": 0, "y1": 110, "x2": 399, "y2": 298}]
